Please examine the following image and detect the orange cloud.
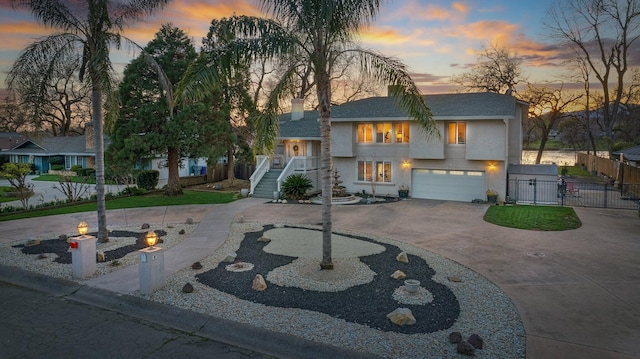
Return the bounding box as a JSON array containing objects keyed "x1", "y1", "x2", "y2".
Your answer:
[
  {"x1": 358, "y1": 26, "x2": 413, "y2": 45},
  {"x1": 395, "y1": 0, "x2": 470, "y2": 22}
]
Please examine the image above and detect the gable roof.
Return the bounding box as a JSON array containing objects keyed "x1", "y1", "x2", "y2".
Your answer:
[
  {"x1": 278, "y1": 92, "x2": 523, "y2": 139},
  {"x1": 2, "y1": 135, "x2": 109, "y2": 156},
  {"x1": 0, "y1": 132, "x2": 27, "y2": 151},
  {"x1": 613, "y1": 145, "x2": 640, "y2": 162}
]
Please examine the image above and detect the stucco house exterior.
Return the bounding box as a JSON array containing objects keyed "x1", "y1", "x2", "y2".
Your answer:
[{"x1": 252, "y1": 91, "x2": 527, "y2": 202}]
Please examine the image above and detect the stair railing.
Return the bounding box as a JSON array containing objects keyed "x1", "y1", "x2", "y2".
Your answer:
[
  {"x1": 276, "y1": 157, "x2": 296, "y2": 192},
  {"x1": 250, "y1": 155, "x2": 270, "y2": 195}
]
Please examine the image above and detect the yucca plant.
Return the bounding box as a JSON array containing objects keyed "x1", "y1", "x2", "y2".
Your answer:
[{"x1": 281, "y1": 174, "x2": 313, "y2": 200}]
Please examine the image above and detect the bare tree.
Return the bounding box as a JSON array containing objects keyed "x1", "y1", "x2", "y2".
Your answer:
[
  {"x1": 521, "y1": 83, "x2": 583, "y2": 163},
  {"x1": 9, "y1": 56, "x2": 91, "y2": 136},
  {"x1": 546, "y1": 0, "x2": 640, "y2": 154},
  {"x1": 450, "y1": 44, "x2": 525, "y2": 95},
  {"x1": 0, "y1": 94, "x2": 29, "y2": 132}
]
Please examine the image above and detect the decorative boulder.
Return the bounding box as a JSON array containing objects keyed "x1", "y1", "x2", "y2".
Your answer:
[
  {"x1": 467, "y1": 334, "x2": 484, "y2": 349},
  {"x1": 396, "y1": 251, "x2": 409, "y2": 263},
  {"x1": 97, "y1": 251, "x2": 106, "y2": 262},
  {"x1": 457, "y1": 341, "x2": 475, "y2": 356},
  {"x1": 185, "y1": 217, "x2": 194, "y2": 225},
  {"x1": 252, "y1": 274, "x2": 267, "y2": 291},
  {"x1": 449, "y1": 331, "x2": 463, "y2": 344},
  {"x1": 391, "y1": 270, "x2": 406, "y2": 280},
  {"x1": 179, "y1": 229, "x2": 186, "y2": 235},
  {"x1": 258, "y1": 235, "x2": 271, "y2": 243},
  {"x1": 182, "y1": 282, "x2": 194, "y2": 293},
  {"x1": 59, "y1": 234, "x2": 68, "y2": 241},
  {"x1": 191, "y1": 262, "x2": 203, "y2": 270},
  {"x1": 386, "y1": 308, "x2": 416, "y2": 326},
  {"x1": 141, "y1": 223, "x2": 150, "y2": 229},
  {"x1": 448, "y1": 276, "x2": 463, "y2": 283},
  {"x1": 223, "y1": 252, "x2": 237, "y2": 263}
]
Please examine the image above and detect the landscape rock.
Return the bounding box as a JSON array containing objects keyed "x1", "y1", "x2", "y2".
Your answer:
[
  {"x1": 449, "y1": 331, "x2": 462, "y2": 344},
  {"x1": 223, "y1": 252, "x2": 237, "y2": 263},
  {"x1": 390, "y1": 270, "x2": 406, "y2": 280},
  {"x1": 182, "y1": 282, "x2": 194, "y2": 293},
  {"x1": 25, "y1": 239, "x2": 40, "y2": 247},
  {"x1": 141, "y1": 223, "x2": 150, "y2": 229},
  {"x1": 448, "y1": 276, "x2": 463, "y2": 282},
  {"x1": 396, "y1": 252, "x2": 409, "y2": 263},
  {"x1": 179, "y1": 229, "x2": 186, "y2": 235},
  {"x1": 457, "y1": 341, "x2": 475, "y2": 356},
  {"x1": 191, "y1": 261, "x2": 202, "y2": 270},
  {"x1": 185, "y1": 217, "x2": 194, "y2": 224},
  {"x1": 97, "y1": 251, "x2": 106, "y2": 262},
  {"x1": 258, "y1": 236, "x2": 271, "y2": 243},
  {"x1": 58, "y1": 234, "x2": 68, "y2": 241},
  {"x1": 252, "y1": 274, "x2": 267, "y2": 291},
  {"x1": 467, "y1": 334, "x2": 484, "y2": 349},
  {"x1": 386, "y1": 308, "x2": 416, "y2": 326}
]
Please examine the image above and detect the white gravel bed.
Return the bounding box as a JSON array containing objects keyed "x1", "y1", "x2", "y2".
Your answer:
[
  {"x1": 138, "y1": 222, "x2": 526, "y2": 359},
  {"x1": 0, "y1": 223, "x2": 197, "y2": 283}
]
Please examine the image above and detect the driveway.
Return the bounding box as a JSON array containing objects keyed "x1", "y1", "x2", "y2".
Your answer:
[{"x1": 239, "y1": 199, "x2": 640, "y2": 359}]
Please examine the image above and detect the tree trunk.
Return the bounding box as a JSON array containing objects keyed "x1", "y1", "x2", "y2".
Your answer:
[
  {"x1": 165, "y1": 146, "x2": 182, "y2": 196},
  {"x1": 317, "y1": 72, "x2": 333, "y2": 270},
  {"x1": 92, "y1": 88, "x2": 108, "y2": 243},
  {"x1": 535, "y1": 132, "x2": 550, "y2": 164},
  {"x1": 226, "y1": 145, "x2": 236, "y2": 182}
]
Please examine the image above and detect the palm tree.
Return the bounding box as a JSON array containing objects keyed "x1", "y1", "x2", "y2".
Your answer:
[
  {"x1": 8, "y1": 0, "x2": 171, "y2": 242},
  {"x1": 179, "y1": 0, "x2": 438, "y2": 269}
]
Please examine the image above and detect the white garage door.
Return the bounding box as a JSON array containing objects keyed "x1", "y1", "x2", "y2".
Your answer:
[{"x1": 412, "y1": 169, "x2": 486, "y2": 201}]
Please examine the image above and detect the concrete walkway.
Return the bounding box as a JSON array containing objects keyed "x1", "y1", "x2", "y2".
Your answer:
[{"x1": 1, "y1": 198, "x2": 639, "y2": 358}]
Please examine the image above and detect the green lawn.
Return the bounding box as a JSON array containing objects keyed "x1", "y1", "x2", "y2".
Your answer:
[
  {"x1": 484, "y1": 205, "x2": 582, "y2": 231},
  {"x1": 33, "y1": 174, "x2": 98, "y2": 184},
  {"x1": 0, "y1": 186, "x2": 16, "y2": 203},
  {"x1": 559, "y1": 166, "x2": 591, "y2": 177},
  {"x1": 0, "y1": 190, "x2": 239, "y2": 221}
]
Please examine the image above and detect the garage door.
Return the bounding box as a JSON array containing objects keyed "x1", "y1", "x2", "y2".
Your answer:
[{"x1": 412, "y1": 169, "x2": 486, "y2": 201}]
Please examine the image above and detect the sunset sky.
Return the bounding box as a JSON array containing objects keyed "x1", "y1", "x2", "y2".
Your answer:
[{"x1": 0, "y1": 0, "x2": 594, "y2": 94}]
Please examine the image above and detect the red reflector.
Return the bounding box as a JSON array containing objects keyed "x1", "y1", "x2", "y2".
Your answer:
[{"x1": 69, "y1": 242, "x2": 78, "y2": 249}]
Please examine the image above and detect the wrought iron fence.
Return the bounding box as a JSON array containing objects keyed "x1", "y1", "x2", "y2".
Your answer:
[{"x1": 507, "y1": 179, "x2": 639, "y2": 210}]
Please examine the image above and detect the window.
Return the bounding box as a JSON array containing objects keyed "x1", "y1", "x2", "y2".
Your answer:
[
  {"x1": 358, "y1": 160, "x2": 392, "y2": 183},
  {"x1": 358, "y1": 122, "x2": 410, "y2": 144},
  {"x1": 395, "y1": 123, "x2": 410, "y2": 143},
  {"x1": 65, "y1": 155, "x2": 83, "y2": 169},
  {"x1": 448, "y1": 122, "x2": 466, "y2": 144}
]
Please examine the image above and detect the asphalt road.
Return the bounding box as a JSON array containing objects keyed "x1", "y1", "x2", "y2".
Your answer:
[{"x1": 0, "y1": 281, "x2": 273, "y2": 359}]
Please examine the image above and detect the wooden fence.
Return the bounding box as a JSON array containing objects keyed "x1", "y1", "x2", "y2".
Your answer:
[{"x1": 576, "y1": 153, "x2": 640, "y2": 184}]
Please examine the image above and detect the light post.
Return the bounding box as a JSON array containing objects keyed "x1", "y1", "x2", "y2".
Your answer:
[
  {"x1": 69, "y1": 221, "x2": 97, "y2": 279},
  {"x1": 138, "y1": 230, "x2": 165, "y2": 294}
]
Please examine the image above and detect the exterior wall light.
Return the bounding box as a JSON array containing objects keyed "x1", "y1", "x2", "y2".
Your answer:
[
  {"x1": 488, "y1": 162, "x2": 496, "y2": 171},
  {"x1": 402, "y1": 161, "x2": 411, "y2": 169}
]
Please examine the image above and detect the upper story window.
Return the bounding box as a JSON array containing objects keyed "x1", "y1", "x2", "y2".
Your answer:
[
  {"x1": 357, "y1": 122, "x2": 410, "y2": 144},
  {"x1": 448, "y1": 122, "x2": 466, "y2": 144}
]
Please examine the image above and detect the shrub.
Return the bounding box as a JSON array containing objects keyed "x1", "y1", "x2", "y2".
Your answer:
[
  {"x1": 281, "y1": 174, "x2": 313, "y2": 200},
  {"x1": 118, "y1": 186, "x2": 146, "y2": 196},
  {"x1": 70, "y1": 165, "x2": 83, "y2": 174},
  {"x1": 49, "y1": 156, "x2": 64, "y2": 165},
  {"x1": 51, "y1": 164, "x2": 64, "y2": 171},
  {"x1": 136, "y1": 170, "x2": 159, "y2": 190}
]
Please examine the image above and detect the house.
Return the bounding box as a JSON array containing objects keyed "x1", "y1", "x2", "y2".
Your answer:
[
  {"x1": 0, "y1": 132, "x2": 27, "y2": 151},
  {"x1": 613, "y1": 145, "x2": 640, "y2": 168},
  {"x1": 251, "y1": 91, "x2": 528, "y2": 202},
  {"x1": 1, "y1": 125, "x2": 106, "y2": 173}
]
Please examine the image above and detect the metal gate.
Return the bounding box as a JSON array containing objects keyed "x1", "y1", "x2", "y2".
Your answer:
[{"x1": 507, "y1": 179, "x2": 639, "y2": 210}]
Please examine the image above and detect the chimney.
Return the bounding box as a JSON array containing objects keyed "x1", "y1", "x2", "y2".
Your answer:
[
  {"x1": 291, "y1": 98, "x2": 304, "y2": 121},
  {"x1": 85, "y1": 122, "x2": 94, "y2": 150}
]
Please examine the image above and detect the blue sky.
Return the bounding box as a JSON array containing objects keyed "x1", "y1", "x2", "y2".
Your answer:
[{"x1": 0, "y1": 0, "x2": 575, "y2": 94}]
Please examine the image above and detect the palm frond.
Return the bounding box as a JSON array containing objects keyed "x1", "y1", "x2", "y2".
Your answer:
[
  {"x1": 353, "y1": 48, "x2": 439, "y2": 140},
  {"x1": 13, "y1": 0, "x2": 84, "y2": 33},
  {"x1": 110, "y1": 0, "x2": 171, "y2": 29}
]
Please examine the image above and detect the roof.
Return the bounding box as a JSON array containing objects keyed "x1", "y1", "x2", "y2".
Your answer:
[
  {"x1": 613, "y1": 145, "x2": 640, "y2": 162},
  {"x1": 0, "y1": 132, "x2": 27, "y2": 151},
  {"x1": 2, "y1": 135, "x2": 109, "y2": 156},
  {"x1": 278, "y1": 92, "x2": 523, "y2": 139}
]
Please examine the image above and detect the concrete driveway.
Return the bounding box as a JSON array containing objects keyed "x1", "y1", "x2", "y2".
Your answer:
[{"x1": 239, "y1": 199, "x2": 640, "y2": 359}]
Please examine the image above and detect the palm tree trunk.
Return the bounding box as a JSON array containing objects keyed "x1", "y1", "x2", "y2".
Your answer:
[
  {"x1": 165, "y1": 146, "x2": 182, "y2": 195},
  {"x1": 92, "y1": 88, "x2": 108, "y2": 242},
  {"x1": 317, "y1": 73, "x2": 333, "y2": 270}
]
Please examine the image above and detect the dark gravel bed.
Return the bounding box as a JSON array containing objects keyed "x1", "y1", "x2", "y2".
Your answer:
[
  {"x1": 196, "y1": 225, "x2": 460, "y2": 334},
  {"x1": 12, "y1": 230, "x2": 167, "y2": 264}
]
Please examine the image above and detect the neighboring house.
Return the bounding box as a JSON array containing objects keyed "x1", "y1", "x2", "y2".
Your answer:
[
  {"x1": 252, "y1": 91, "x2": 528, "y2": 202},
  {"x1": 613, "y1": 145, "x2": 640, "y2": 168},
  {"x1": 1, "y1": 125, "x2": 106, "y2": 173}
]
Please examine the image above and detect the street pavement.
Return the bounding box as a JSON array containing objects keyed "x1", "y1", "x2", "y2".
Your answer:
[
  {"x1": 0, "y1": 280, "x2": 274, "y2": 359},
  {"x1": 1, "y1": 193, "x2": 639, "y2": 358}
]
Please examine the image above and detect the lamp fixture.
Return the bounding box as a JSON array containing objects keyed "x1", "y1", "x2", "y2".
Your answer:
[
  {"x1": 145, "y1": 231, "x2": 158, "y2": 247},
  {"x1": 77, "y1": 221, "x2": 89, "y2": 236},
  {"x1": 402, "y1": 160, "x2": 411, "y2": 169}
]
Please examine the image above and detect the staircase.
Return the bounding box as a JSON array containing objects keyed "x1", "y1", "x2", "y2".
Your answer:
[{"x1": 252, "y1": 169, "x2": 282, "y2": 198}]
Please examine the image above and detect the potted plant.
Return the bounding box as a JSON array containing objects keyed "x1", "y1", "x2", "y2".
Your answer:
[
  {"x1": 398, "y1": 185, "x2": 410, "y2": 199},
  {"x1": 486, "y1": 189, "x2": 498, "y2": 203}
]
